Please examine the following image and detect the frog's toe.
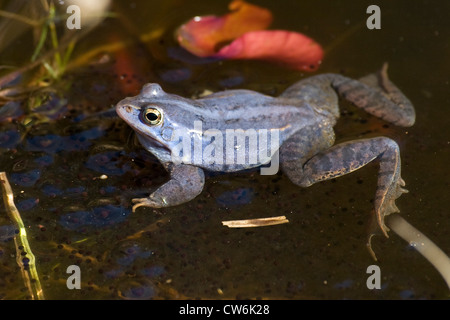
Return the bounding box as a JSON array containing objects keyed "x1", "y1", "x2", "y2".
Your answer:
[
  {"x1": 375, "y1": 177, "x2": 409, "y2": 237},
  {"x1": 369, "y1": 180, "x2": 409, "y2": 260},
  {"x1": 131, "y1": 197, "x2": 162, "y2": 212}
]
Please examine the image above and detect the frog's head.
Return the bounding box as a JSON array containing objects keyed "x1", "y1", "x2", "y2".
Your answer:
[{"x1": 116, "y1": 83, "x2": 200, "y2": 161}]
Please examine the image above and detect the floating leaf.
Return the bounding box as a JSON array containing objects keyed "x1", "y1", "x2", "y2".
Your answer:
[
  {"x1": 215, "y1": 30, "x2": 324, "y2": 71},
  {"x1": 176, "y1": 0, "x2": 272, "y2": 57},
  {"x1": 175, "y1": 0, "x2": 323, "y2": 71}
]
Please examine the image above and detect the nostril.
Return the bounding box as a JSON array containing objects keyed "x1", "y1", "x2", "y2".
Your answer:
[{"x1": 126, "y1": 105, "x2": 133, "y2": 113}]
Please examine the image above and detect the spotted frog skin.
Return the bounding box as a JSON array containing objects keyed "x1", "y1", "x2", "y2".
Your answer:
[{"x1": 116, "y1": 64, "x2": 415, "y2": 237}]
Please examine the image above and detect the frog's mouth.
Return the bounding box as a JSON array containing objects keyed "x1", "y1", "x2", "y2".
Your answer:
[{"x1": 136, "y1": 132, "x2": 168, "y2": 150}]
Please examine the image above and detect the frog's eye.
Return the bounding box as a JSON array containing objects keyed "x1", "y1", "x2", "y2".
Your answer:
[{"x1": 143, "y1": 108, "x2": 162, "y2": 125}]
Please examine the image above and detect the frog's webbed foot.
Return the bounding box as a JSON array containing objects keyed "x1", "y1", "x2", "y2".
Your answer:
[
  {"x1": 282, "y1": 136, "x2": 408, "y2": 238},
  {"x1": 131, "y1": 164, "x2": 205, "y2": 212},
  {"x1": 375, "y1": 175, "x2": 409, "y2": 236},
  {"x1": 366, "y1": 176, "x2": 409, "y2": 258},
  {"x1": 366, "y1": 174, "x2": 408, "y2": 260}
]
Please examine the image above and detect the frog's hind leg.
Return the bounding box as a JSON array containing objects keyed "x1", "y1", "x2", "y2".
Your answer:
[
  {"x1": 282, "y1": 136, "x2": 408, "y2": 237},
  {"x1": 332, "y1": 63, "x2": 415, "y2": 127},
  {"x1": 281, "y1": 63, "x2": 415, "y2": 127}
]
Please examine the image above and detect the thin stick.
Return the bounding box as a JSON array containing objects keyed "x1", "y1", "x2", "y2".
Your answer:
[
  {"x1": 222, "y1": 215, "x2": 289, "y2": 228},
  {"x1": 0, "y1": 172, "x2": 45, "y2": 300}
]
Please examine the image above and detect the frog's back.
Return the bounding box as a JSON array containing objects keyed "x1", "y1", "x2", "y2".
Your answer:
[
  {"x1": 197, "y1": 89, "x2": 326, "y2": 138},
  {"x1": 191, "y1": 89, "x2": 332, "y2": 172}
]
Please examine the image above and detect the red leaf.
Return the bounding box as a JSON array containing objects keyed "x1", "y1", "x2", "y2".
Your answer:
[
  {"x1": 176, "y1": 0, "x2": 272, "y2": 57},
  {"x1": 175, "y1": 0, "x2": 323, "y2": 72},
  {"x1": 214, "y1": 30, "x2": 323, "y2": 72}
]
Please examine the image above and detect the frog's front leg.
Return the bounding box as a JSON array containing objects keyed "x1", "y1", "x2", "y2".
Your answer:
[
  {"x1": 131, "y1": 163, "x2": 205, "y2": 212},
  {"x1": 282, "y1": 136, "x2": 408, "y2": 237}
]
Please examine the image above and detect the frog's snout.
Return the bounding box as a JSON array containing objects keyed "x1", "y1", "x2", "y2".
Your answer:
[{"x1": 116, "y1": 100, "x2": 139, "y2": 118}]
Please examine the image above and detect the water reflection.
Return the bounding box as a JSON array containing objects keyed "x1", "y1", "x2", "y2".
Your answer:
[
  {"x1": 216, "y1": 187, "x2": 254, "y2": 207},
  {"x1": 85, "y1": 151, "x2": 132, "y2": 175},
  {"x1": 16, "y1": 198, "x2": 39, "y2": 211},
  {"x1": 0, "y1": 130, "x2": 21, "y2": 149},
  {"x1": 26, "y1": 128, "x2": 104, "y2": 153},
  {"x1": 59, "y1": 205, "x2": 131, "y2": 231},
  {"x1": 117, "y1": 279, "x2": 158, "y2": 300},
  {"x1": 10, "y1": 169, "x2": 41, "y2": 187},
  {"x1": 0, "y1": 225, "x2": 18, "y2": 242}
]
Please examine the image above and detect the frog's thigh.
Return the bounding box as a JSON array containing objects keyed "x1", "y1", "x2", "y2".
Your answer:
[{"x1": 283, "y1": 137, "x2": 408, "y2": 236}]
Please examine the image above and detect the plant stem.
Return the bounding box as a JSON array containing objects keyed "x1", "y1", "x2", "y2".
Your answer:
[
  {"x1": 0, "y1": 10, "x2": 40, "y2": 27},
  {"x1": 387, "y1": 214, "x2": 450, "y2": 289},
  {"x1": 48, "y1": 3, "x2": 62, "y2": 72},
  {"x1": 0, "y1": 172, "x2": 45, "y2": 300}
]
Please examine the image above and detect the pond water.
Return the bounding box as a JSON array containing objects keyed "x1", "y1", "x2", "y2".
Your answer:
[{"x1": 0, "y1": 0, "x2": 449, "y2": 299}]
